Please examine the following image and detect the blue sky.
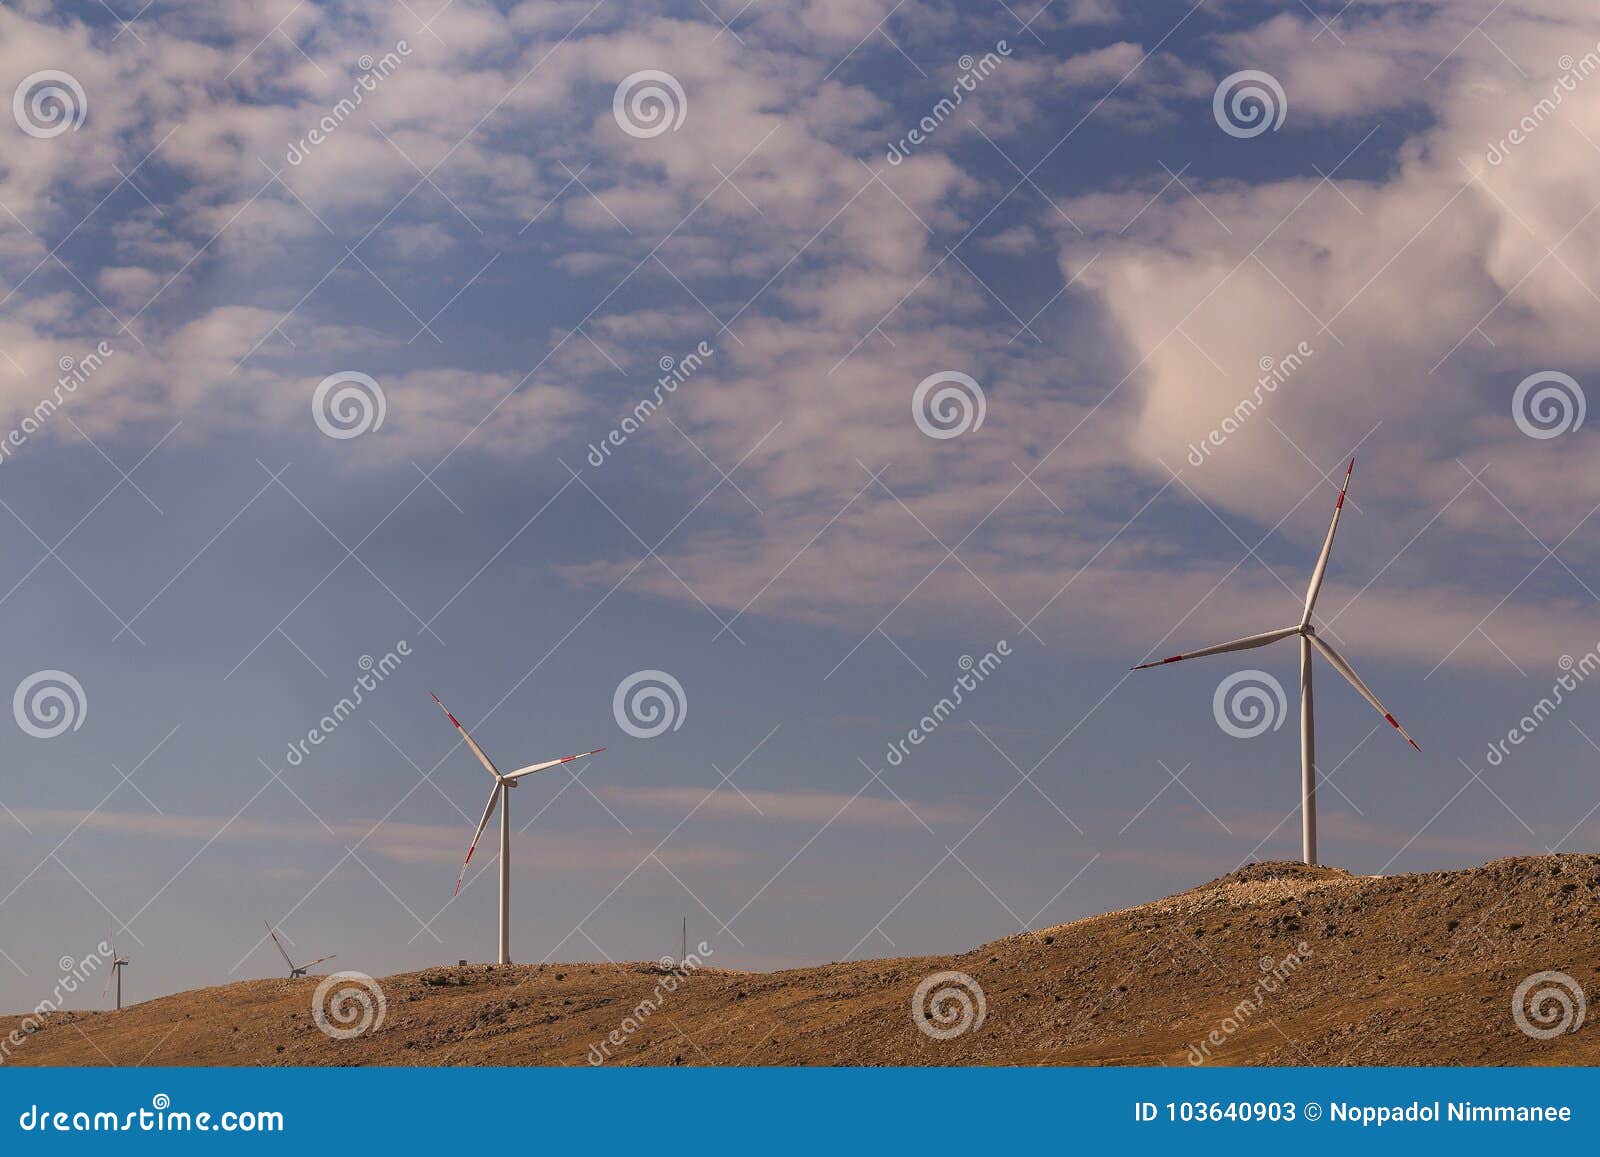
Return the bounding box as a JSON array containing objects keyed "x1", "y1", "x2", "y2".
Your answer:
[{"x1": 1, "y1": 0, "x2": 1598, "y2": 1011}]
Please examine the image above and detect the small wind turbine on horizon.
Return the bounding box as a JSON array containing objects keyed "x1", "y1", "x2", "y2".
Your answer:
[
  {"x1": 432, "y1": 691, "x2": 605, "y2": 965},
  {"x1": 265, "y1": 921, "x2": 336, "y2": 978},
  {"x1": 103, "y1": 934, "x2": 130, "y2": 1011},
  {"x1": 1131, "y1": 458, "x2": 1420, "y2": 866}
]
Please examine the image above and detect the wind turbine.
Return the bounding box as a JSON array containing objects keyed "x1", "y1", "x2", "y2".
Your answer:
[
  {"x1": 265, "y1": 921, "x2": 336, "y2": 978},
  {"x1": 431, "y1": 691, "x2": 605, "y2": 965},
  {"x1": 1131, "y1": 458, "x2": 1419, "y2": 865},
  {"x1": 103, "y1": 934, "x2": 130, "y2": 1011}
]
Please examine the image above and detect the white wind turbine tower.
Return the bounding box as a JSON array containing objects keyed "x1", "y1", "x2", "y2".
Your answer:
[
  {"x1": 1131, "y1": 459, "x2": 1420, "y2": 865},
  {"x1": 265, "y1": 921, "x2": 336, "y2": 978},
  {"x1": 103, "y1": 934, "x2": 130, "y2": 1011},
  {"x1": 432, "y1": 692, "x2": 605, "y2": 965}
]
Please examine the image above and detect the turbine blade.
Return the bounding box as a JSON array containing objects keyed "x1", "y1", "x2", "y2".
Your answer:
[
  {"x1": 1131, "y1": 625, "x2": 1300, "y2": 670},
  {"x1": 431, "y1": 692, "x2": 502, "y2": 780},
  {"x1": 455, "y1": 784, "x2": 502, "y2": 896},
  {"x1": 302, "y1": 954, "x2": 336, "y2": 970},
  {"x1": 1303, "y1": 457, "x2": 1355, "y2": 624},
  {"x1": 1307, "y1": 633, "x2": 1420, "y2": 751},
  {"x1": 265, "y1": 922, "x2": 297, "y2": 971},
  {"x1": 504, "y1": 746, "x2": 606, "y2": 781}
]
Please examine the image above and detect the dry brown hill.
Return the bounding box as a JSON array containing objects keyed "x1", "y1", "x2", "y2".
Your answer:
[{"x1": 7, "y1": 855, "x2": 1599, "y2": 1066}]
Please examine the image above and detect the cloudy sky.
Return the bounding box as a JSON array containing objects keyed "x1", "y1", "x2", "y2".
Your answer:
[{"x1": 1, "y1": 0, "x2": 1598, "y2": 1012}]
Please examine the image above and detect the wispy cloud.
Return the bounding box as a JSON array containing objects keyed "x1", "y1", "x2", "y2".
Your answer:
[
  {"x1": 597, "y1": 785, "x2": 972, "y2": 827},
  {"x1": 10, "y1": 808, "x2": 748, "y2": 871}
]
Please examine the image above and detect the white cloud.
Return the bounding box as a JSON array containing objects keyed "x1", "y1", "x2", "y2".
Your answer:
[{"x1": 2, "y1": 0, "x2": 1596, "y2": 672}]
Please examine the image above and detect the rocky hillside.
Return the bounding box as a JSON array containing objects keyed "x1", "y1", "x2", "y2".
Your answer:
[{"x1": 6, "y1": 855, "x2": 1598, "y2": 1065}]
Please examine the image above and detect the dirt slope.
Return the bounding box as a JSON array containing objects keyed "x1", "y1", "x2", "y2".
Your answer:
[{"x1": 7, "y1": 855, "x2": 1600, "y2": 1066}]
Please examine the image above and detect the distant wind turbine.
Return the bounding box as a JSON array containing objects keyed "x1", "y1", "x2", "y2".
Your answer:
[
  {"x1": 431, "y1": 691, "x2": 605, "y2": 965},
  {"x1": 265, "y1": 921, "x2": 336, "y2": 978},
  {"x1": 103, "y1": 934, "x2": 130, "y2": 1011},
  {"x1": 1131, "y1": 459, "x2": 1420, "y2": 865}
]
